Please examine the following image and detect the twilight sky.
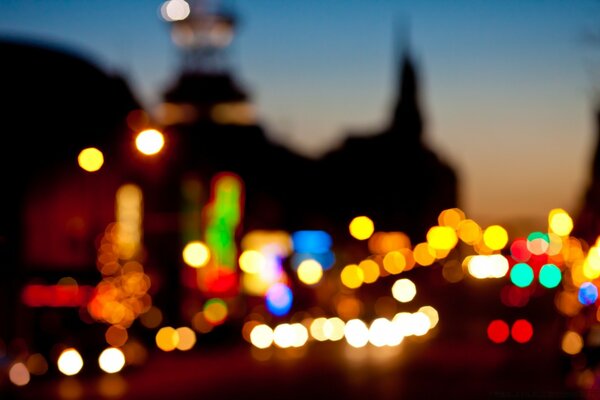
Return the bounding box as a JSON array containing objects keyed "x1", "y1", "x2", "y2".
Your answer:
[{"x1": 1, "y1": 0, "x2": 600, "y2": 225}]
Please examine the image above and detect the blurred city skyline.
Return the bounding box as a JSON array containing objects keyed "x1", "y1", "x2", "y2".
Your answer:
[{"x1": 1, "y1": 0, "x2": 600, "y2": 225}]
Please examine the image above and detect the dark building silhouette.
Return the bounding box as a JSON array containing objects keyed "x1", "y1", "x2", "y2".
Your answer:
[
  {"x1": 574, "y1": 107, "x2": 600, "y2": 245},
  {"x1": 0, "y1": 5, "x2": 459, "y2": 364},
  {"x1": 314, "y1": 52, "x2": 458, "y2": 241},
  {"x1": 0, "y1": 38, "x2": 139, "y2": 355}
]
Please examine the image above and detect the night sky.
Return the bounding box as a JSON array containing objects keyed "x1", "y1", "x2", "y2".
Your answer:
[{"x1": 1, "y1": 0, "x2": 599, "y2": 223}]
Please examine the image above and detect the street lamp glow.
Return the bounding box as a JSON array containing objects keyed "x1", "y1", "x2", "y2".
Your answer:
[{"x1": 135, "y1": 129, "x2": 165, "y2": 155}]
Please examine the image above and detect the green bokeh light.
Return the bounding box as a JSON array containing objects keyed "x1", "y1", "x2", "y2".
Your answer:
[
  {"x1": 539, "y1": 263, "x2": 561, "y2": 288},
  {"x1": 510, "y1": 263, "x2": 534, "y2": 288}
]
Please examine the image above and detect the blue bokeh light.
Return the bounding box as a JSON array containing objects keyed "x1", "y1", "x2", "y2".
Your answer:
[
  {"x1": 292, "y1": 231, "x2": 332, "y2": 254},
  {"x1": 578, "y1": 282, "x2": 598, "y2": 306},
  {"x1": 265, "y1": 283, "x2": 293, "y2": 316}
]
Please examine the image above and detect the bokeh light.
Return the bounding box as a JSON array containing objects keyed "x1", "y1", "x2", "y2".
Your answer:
[
  {"x1": 57, "y1": 348, "x2": 84, "y2": 376},
  {"x1": 391, "y1": 278, "x2": 417, "y2": 303},
  {"x1": 182, "y1": 241, "x2": 210, "y2": 268},
  {"x1": 77, "y1": 147, "x2": 104, "y2": 172},
  {"x1": 511, "y1": 319, "x2": 533, "y2": 343},
  {"x1": 156, "y1": 326, "x2": 179, "y2": 352},
  {"x1": 135, "y1": 129, "x2": 165, "y2": 155},
  {"x1": 161, "y1": 0, "x2": 191, "y2": 22},
  {"x1": 239, "y1": 250, "x2": 266, "y2": 274},
  {"x1": 250, "y1": 324, "x2": 274, "y2": 349},
  {"x1": 438, "y1": 208, "x2": 465, "y2": 229},
  {"x1": 413, "y1": 243, "x2": 436, "y2": 266},
  {"x1": 341, "y1": 264, "x2": 364, "y2": 289},
  {"x1": 265, "y1": 283, "x2": 293, "y2": 316},
  {"x1": 539, "y1": 264, "x2": 562, "y2": 288},
  {"x1": 527, "y1": 232, "x2": 549, "y2": 255},
  {"x1": 418, "y1": 306, "x2": 440, "y2": 329},
  {"x1": 9, "y1": 362, "x2": 30, "y2": 386},
  {"x1": 297, "y1": 259, "x2": 323, "y2": 285},
  {"x1": 26, "y1": 353, "x2": 48, "y2": 376},
  {"x1": 457, "y1": 219, "x2": 482, "y2": 245},
  {"x1": 98, "y1": 347, "x2": 126, "y2": 374},
  {"x1": 349, "y1": 216, "x2": 375, "y2": 240},
  {"x1": 358, "y1": 259, "x2": 380, "y2": 284},
  {"x1": 105, "y1": 325, "x2": 128, "y2": 347},
  {"x1": 510, "y1": 263, "x2": 534, "y2": 288},
  {"x1": 510, "y1": 238, "x2": 531, "y2": 262},
  {"x1": 468, "y1": 255, "x2": 509, "y2": 279},
  {"x1": 427, "y1": 226, "x2": 458, "y2": 251},
  {"x1": 483, "y1": 225, "x2": 508, "y2": 251},
  {"x1": 579, "y1": 282, "x2": 599, "y2": 305},
  {"x1": 203, "y1": 298, "x2": 229, "y2": 325},
  {"x1": 549, "y1": 208, "x2": 573, "y2": 236},
  {"x1": 344, "y1": 319, "x2": 369, "y2": 348},
  {"x1": 175, "y1": 327, "x2": 196, "y2": 351},
  {"x1": 487, "y1": 320, "x2": 509, "y2": 344},
  {"x1": 561, "y1": 331, "x2": 584, "y2": 355}
]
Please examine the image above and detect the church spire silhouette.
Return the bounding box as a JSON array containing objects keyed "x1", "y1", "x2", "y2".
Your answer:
[
  {"x1": 388, "y1": 16, "x2": 422, "y2": 143},
  {"x1": 391, "y1": 52, "x2": 423, "y2": 143}
]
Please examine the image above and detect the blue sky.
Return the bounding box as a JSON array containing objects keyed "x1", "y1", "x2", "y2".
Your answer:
[{"x1": 1, "y1": 0, "x2": 600, "y2": 224}]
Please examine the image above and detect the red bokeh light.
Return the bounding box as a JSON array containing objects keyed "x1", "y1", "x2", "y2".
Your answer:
[
  {"x1": 511, "y1": 319, "x2": 533, "y2": 343},
  {"x1": 487, "y1": 319, "x2": 509, "y2": 344}
]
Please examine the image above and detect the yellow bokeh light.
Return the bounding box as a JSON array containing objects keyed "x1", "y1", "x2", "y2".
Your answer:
[
  {"x1": 135, "y1": 129, "x2": 165, "y2": 155},
  {"x1": 340, "y1": 264, "x2": 364, "y2": 289},
  {"x1": 391, "y1": 278, "x2": 417, "y2": 303},
  {"x1": 349, "y1": 216, "x2": 375, "y2": 240},
  {"x1": 413, "y1": 243, "x2": 436, "y2": 266},
  {"x1": 561, "y1": 331, "x2": 583, "y2": 355},
  {"x1": 549, "y1": 208, "x2": 573, "y2": 237},
  {"x1": 482, "y1": 225, "x2": 508, "y2": 251},
  {"x1": 457, "y1": 219, "x2": 482, "y2": 245},
  {"x1": 297, "y1": 259, "x2": 323, "y2": 285},
  {"x1": 175, "y1": 327, "x2": 196, "y2": 351},
  {"x1": 98, "y1": 347, "x2": 125, "y2": 374},
  {"x1": 77, "y1": 147, "x2": 104, "y2": 172},
  {"x1": 239, "y1": 250, "x2": 266, "y2": 274},
  {"x1": 358, "y1": 259, "x2": 380, "y2": 284},
  {"x1": 368, "y1": 232, "x2": 411, "y2": 254},
  {"x1": 438, "y1": 208, "x2": 466, "y2": 229},
  {"x1": 427, "y1": 226, "x2": 458, "y2": 251},
  {"x1": 250, "y1": 324, "x2": 274, "y2": 349},
  {"x1": 155, "y1": 327, "x2": 179, "y2": 352},
  {"x1": 383, "y1": 251, "x2": 406, "y2": 274},
  {"x1": 57, "y1": 348, "x2": 84, "y2": 376},
  {"x1": 182, "y1": 241, "x2": 210, "y2": 268}
]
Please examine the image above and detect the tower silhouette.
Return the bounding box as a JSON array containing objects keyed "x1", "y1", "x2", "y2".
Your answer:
[
  {"x1": 574, "y1": 107, "x2": 600, "y2": 244},
  {"x1": 314, "y1": 48, "x2": 458, "y2": 241}
]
